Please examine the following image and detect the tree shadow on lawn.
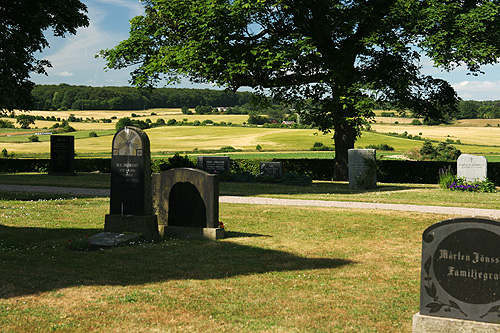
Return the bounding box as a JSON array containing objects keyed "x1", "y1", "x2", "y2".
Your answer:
[{"x1": 0, "y1": 225, "x2": 353, "y2": 299}]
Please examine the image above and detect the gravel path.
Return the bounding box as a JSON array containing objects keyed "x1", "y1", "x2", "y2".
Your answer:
[{"x1": 1, "y1": 184, "x2": 500, "y2": 219}]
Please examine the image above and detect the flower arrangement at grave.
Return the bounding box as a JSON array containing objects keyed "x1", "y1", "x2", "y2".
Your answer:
[{"x1": 438, "y1": 166, "x2": 497, "y2": 193}]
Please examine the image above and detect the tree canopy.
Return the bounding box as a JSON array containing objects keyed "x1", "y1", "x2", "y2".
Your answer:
[
  {"x1": 0, "y1": 0, "x2": 89, "y2": 111},
  {"x1": 101, "y1": 0, "x2": 500, "y2": 179}
]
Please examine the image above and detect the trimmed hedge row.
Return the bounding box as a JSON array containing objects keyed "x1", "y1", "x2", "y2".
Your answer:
[{"x1": 1, "y1": 157, "x2": 500, "y2": 185}]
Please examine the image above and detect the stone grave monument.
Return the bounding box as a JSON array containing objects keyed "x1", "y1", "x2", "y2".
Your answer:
[
  {"x1": 260, "y1": 162, "x2": 283, "y2": 180},
  {"x1": 413, "y1": 217, "x2": 500, "y2": 332},
  {"x1": 152, "y1": 168, "x2": 224, "y2": 240},
  {"x1": 49, "y1": 135, "x2": 75, "y2": 176},
  {"x1": 457, "y1": 154, "x2": 487, "y2": 182},
  {"x1": 103, "y1": 126, "x2": 159, "y2": 241},
  {"x1": 197, "y1": 156, "x2": 231, "y2": 178},
  {"x1": 348, "y1": 149, "x2": 376, "y2": 189}
]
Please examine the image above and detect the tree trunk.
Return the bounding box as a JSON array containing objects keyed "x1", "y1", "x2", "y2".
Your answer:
[{"x1": 333, "y1": 121, "x2": 357, "y2": 180}]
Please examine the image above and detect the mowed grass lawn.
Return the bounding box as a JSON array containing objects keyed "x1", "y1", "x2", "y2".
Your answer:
[{"x1": 0, "y1": 187, "x2": 458, "y2": 332}]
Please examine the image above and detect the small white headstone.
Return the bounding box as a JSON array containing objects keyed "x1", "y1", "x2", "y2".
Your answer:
[
  {"x1": 457, "y1": 154, "x2": 487, "y2": 182},
  {"x1": 348, "y1": 149, "x2": 376, "y2": 189}
]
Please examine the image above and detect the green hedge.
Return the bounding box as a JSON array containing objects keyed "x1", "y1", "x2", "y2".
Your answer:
[{"x1": 1, "y1": 157, "x2": 500, "y2": 186}]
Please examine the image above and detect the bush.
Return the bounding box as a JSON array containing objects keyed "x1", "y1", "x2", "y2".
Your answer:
[
  {"x1": 28, "y1": 135, "x2": 39, "y2": 142},
  {"x1": 89, "y1": 131, "x2": 98, "y2": 137},
  {"x1": 438, "y1": 165, "x2": 456, "y2": 189},
  {"x1": 310, "y1": 142, "x2": 334, "y2": 151},
  {"x1": 281, "y1": 172, "x2": 312, "y2": 186},
  {"x1": 411, "y1": 119, "x2": 422, "y2": 125},
  {"x1": 365, "y1": 144, "x2": 394, "y2": 151},
  {"x1": 151, "y1": 153, "x2": 195, "y2": 172},
  {"x1": 220, "y1": 146, "x2": 237, "y2": 152},
  {"x1": 408, "y1": 141, "x2": 461, "y2": 161},
  {"x1": 232, "y1": 171, "x2": 255, "y2": 182},
  {"x1": 0, "y1": 119, "x2": 14, "y2": 128},
  {"x1": 247, "y1": 114, "x2": 268, "y2": 125},
  {"x1": 115, "y1": 117, "x2": 150, "y2": 130}
]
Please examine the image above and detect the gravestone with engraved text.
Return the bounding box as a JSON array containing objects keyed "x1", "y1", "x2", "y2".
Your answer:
[
  {"x1": 419, "y1": 217, "x2": 500, "y2": 324},
  {"x1": 457, "y1": 154, "x2": 487, "y2": 182},
  {"x1": 348, "y1": 149, "x2": 376, "y2": 189},
  {"x1": 197, "y1": 156, "x2": 230, "y2": 178},
  {"x1": 49, "y1": 135, "x2": 75, "y2": 176},
  {"x1": 104, "y1": 126, "x2": 158, "y2": 240},
  {"x1": 260, "y1": 162, "x2": 283, "y2": 179}
]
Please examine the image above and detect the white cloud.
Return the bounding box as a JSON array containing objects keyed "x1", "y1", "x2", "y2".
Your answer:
[
  {"x1": 451, "y1": 80, "x2": 500, "y2": 101},
  {"x1": 55, "y1": 71, "x2": 74, "y2": 77},
  {"x1": 453, "y1": 80, "x2": 500, "y2": 92}
]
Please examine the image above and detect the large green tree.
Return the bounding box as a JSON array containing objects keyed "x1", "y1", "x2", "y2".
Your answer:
[
  {"x1": 101, "y1": 0, "x2": 500, "y2": 179},
  {"x1": 0, "y1": 0, "x2": 89, "y2": 112}
]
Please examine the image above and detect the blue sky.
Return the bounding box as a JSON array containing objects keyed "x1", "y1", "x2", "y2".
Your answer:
[{"x1": 31, "y1": 0, "x2": 500, "y2": 101}]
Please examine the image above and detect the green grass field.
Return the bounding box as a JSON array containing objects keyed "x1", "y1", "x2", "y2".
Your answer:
[{"x1": 0, "y1": 179, "x2": 481, "y2": 332}]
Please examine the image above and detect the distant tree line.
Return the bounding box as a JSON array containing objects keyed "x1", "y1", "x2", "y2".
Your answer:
[
  {"x1": 31, "y1": 84, "x2": 253, "y2": 111},
  {"x1": 456, "y1": 100, "x2": 500, "y2": 119}
]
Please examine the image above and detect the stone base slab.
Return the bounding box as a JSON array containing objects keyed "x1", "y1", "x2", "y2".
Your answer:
[
  {"x1": 160, "y1": 225, "x2": 225, "y2": 240},
  {"x1": 89, "y1": 232, "x2": 142, "y2": 247},
  {"x1": 104, "y1": 214, "x2": 159, "y2": 241},
  {"x1": 413, "y1": 313, "x2": 500, "y2": 332}
]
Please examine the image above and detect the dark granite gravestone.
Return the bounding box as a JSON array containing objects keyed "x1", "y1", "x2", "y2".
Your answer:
[
  {"x1": 419, "y1": 217, "x2": 500, "y2": 323},
  {"x1": 260, "y1": 162, "x2": 283, "y2": 179},
  {"x1": 152, "y1": 168, "x2": 224, "y2": 240},
  {"x1": 104, "y1": 126, "x2": 159, "y2": 241},
  {"x1": 49, "y1": 135, "x2": 75, "y2": 176},
  {"x1": 197, "y1": 156, "x2": 230, "y2": 177}
]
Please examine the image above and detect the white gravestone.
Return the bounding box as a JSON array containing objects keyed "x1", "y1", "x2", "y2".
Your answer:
[
  {"x1": 348, "y1": 149, "x2": 376, "y2": 189},
  {"x1": 457, "y1": 154, "x2": 487, "y2": 182}
]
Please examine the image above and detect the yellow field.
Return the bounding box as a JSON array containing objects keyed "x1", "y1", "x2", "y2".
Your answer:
[
  {"x1": 371, "y1": 123, "x2": 500, "y2": 146},
  {"x1": 0, "y1": 126, "x2": 335, "y2": 156},
  {"x1": 11, "y1": 109, "x2": 249, "y2": 127},
  {"x1": 3, "y1": 109, "x2": 500, "y2": 157}
]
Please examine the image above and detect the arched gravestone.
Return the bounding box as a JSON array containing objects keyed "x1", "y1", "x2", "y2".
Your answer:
[
  {"x1": 418, "y1": 217, "x2": 500, "y2": 324},
  {"x1": 104, "y1": 126, "x2": 159, "y2": 241},
  {"x1": 152, "y1": 168, "x2": 224, "y2": 240}
]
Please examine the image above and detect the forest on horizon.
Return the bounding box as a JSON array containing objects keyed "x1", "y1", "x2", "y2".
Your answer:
[{"x1": 31, "y1": 84, "x2": 500, "y2": 120}]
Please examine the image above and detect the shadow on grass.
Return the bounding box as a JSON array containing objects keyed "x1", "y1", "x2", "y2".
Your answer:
[
  {"x1": 225, "y1": 230, "x2": 271, "y2": 238},
  {"x1": 0, "y1": 225, "x2": 353, "y2": 299}
]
